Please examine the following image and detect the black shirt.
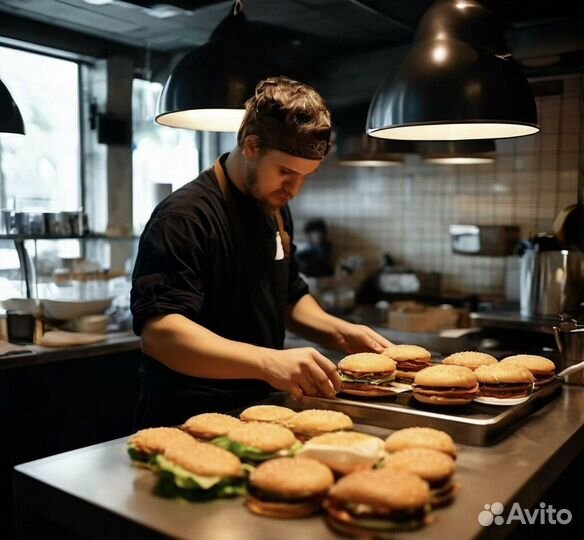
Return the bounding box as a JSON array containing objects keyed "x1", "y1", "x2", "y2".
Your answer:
[{"x1": 130, "y1": 154, "x2": 308, "y2": 427}]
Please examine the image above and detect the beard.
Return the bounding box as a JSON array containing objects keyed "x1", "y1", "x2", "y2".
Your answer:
[{"x1": 245, "y1": 164, "x2": 278, "y2": 214}]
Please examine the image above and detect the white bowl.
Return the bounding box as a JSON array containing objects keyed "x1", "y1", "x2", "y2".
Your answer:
[{"x1": 40, "y1": 298, "x2": 113, "y2": 321}]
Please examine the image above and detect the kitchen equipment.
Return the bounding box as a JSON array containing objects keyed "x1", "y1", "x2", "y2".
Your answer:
[
  {"x1": 520, "y1": 238, "x2": 584, "y2": 317},
  {"x1": 6, "y1": 310, "x2": 36, "y2": 344},
  {"x1": 257, "y1": 382, "x2": 563, "y2": 446},
  {"x1": 450, "y1": 224, "x2": 520, "y2": 256},
  {"x1": 553, "y1": 316, "x2": 584, "y2": 385},
  {"x1": 1, "y1": 209, "x2": 15, "y2": 234},
  {"x1": 40, "y1": 297, "x2": 114, "y2": 321}
]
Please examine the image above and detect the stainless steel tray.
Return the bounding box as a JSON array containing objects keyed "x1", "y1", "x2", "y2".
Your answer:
[{"x1": 256, "y1": 378, "x2": 564, "y2": 446}]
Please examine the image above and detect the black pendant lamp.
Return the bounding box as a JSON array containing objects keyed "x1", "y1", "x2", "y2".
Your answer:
[
  {"x1": 0, "y1": 78, "x2": 25, "y2": 135},
  {"x1": 156, "y1": 0, "x2": 282, "y2": 132},
  {"x1": 419, "y1": 139, "x2": 495, "y2": 164},
  {"x1": 367, "y1": 0, "x2": 539, "y2": 141}
]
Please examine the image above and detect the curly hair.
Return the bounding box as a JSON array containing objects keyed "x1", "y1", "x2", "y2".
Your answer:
[{"x1": 237, "y1": 76, "x2": 332, "y2": 159}]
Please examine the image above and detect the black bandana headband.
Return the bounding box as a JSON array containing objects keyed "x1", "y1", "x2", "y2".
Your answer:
[{"x1": 248, "y1": 116, "x2": 331, "y2": 160}]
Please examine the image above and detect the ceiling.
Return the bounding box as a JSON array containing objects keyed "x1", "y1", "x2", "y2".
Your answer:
[{"x1": 0, "y1": 0, "x2": 582, "y2": 108}]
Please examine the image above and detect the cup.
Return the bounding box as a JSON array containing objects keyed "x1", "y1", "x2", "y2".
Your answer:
[{"x1": 6, "y1": 310, "x2": 36, "y2": 344}]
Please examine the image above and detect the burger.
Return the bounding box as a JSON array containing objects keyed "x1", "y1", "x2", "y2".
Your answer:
[
  {"x1": 126, "y1": 427, "x2": 193, "y2": 468},
  {"x1": 285, "y1": 409, "x2": 354, "y2": 442},
  {"x1": 380, "y1": 448, "x2": 457, "y2": 507},
  {"x1": 246, "y1": 457, "x2": 334, "y2": 518},
  {"x1": 442, "y1": 351, "x2": 498, "y2": 371},
  {"x1": 297, "y1": 431, "x2": 386, "y2": 475},
  {"x1": 412, "y1": 365, "x2": 479, "y2": 406},
  {"x1": 337, "y1": 353, "x2": 397, "y2": 396},
  {"x1": 500, "y1": 355, "x2": 556, "y2": 388},
  {"x1": 182, "y1": 412, "x2": 242, "y2": 441},
  {"x1": 323, "y1": 468, "x2": 431, "y2": 534},
  {"x1": 211, "y1": 422, "x2": 302, "y2": 462},
  {"x1": 384, "y1": 427, "x2": 457, "y2": 460},
  {"x1": 474, "y1": 363, "x2": 535, "y2": 402},
  {"x1": 382, "y1": 345, "x2": 432, "y2": 384},
  {"x1": 155, "y1": 438, "x2": 247, "y2": 501},
  {"x1": 239, "y1": 405, "x2": 296, "y2": 424}
]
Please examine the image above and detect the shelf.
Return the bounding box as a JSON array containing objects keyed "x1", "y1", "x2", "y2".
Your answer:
[{"x1": 0, "y1": 234, "x2": 139, "y2": 241}]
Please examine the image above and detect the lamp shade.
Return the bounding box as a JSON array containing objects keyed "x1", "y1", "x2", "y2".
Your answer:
[
  {"x1": 337, "y1": 132, "x2": 410, "y2": 167},
  {"x1": 419, "y1": 139, "x2": 495, "y2": 164},
  {"x1": 367, "y1": 0, "x2": 539, "y2": 141},
  {"x1": 156, "y1": 7, "x2": 283, "y2": 132},
  {"x1": 0, "y1": 79, "x2": 25, "y2": 135}
]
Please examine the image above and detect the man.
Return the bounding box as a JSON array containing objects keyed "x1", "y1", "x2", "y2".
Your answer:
[{"x1": 131, "y1": 76, "x2": 391, "y2": 429}]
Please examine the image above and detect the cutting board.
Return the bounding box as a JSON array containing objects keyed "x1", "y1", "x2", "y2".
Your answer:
[{"x1": 39, "y1": 331, "x2": 107, "y2": 348}]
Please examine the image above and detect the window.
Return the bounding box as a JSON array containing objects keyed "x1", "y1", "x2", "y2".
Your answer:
[
  {"x1": 132, "y1": 79, "x2": 199, "y2": 233},
  {"x1": 0, "y1": 45, "x2": 83, "y2": 299},
  {"x1": 0, "y1": 45, "x2": 81, "y2": 212}
]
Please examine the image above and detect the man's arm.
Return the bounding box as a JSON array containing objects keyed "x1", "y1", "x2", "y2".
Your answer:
[
  {"x1": 286, "y1": 294, "x2": 393, "y2": 354},
  {"x1": 141, "y1": 313, "x2": 341, "y2": 401}
]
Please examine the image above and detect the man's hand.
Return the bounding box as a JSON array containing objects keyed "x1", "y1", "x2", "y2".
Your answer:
[
  {"x1": 262, "y1": 347, "x2": 342, "y2": 401},
  {"x1": 332, "y1": 320, "x2": 393, "y2": 354}
]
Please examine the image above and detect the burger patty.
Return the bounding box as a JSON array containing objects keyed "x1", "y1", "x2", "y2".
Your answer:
[
  {"x1": 394, "y1": 361, "x2": 428, "y2": 372},
  {"x1": 340, "y1": 370, "x2": 395, "y2": 379},
  {"x1": 533, "y1": 373, "x2": 556, "y2": 386},
  {"x1": 412, "y1": 383, "x2": 479, "y2": 399},
  {"x1": 342, "y1": 380, "x2": 395, "y2": 389},
  {"x1": 325, "y1": 498, "x2": 426, "y2": 523},
  {"x1": 248, "y1": 484, "x2": 325, "y2": 504},
  {"x1": 479, "y1": 382, "x2": 533, "y2": 397}
]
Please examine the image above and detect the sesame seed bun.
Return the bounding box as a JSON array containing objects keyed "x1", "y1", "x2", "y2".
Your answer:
[
  {"x1": 413, "y1": 364, "x2": 478, "y2": 388},
  {"x1": 286, "y1": 409, "x2": 354, "y2": 437},
  {"x1": 239, "y1": 405, "x2": 296, "y2": 424},
  {"x1": 246, "y1": 457, "x2": 334, "y2": 518},
  {"x1": 298, "y1": 431, "x2": 386, "y2": 474},
  {"x1": 500, "y1": 355, "x2": 556, "y2": 385},
  {"x1": 182, "y1": 413, "x2": 242, "y2": 440},
  {"x1": 382, "y1": 345, "x2": 432, "y2": 363},
  {"x1": 226, "y1": 422, "x2": 297, "y2": 453},
  {"x1": 442, "y1": 351, "x2": 498, "y2": 370},
  {"x1": 338, "y1": 353, "x2": 396, "y2": 373},
  {"x1": 384, "y1": 427, "x2": 457, "y2": 459},
  {"x1": 250, "y1": 457, "x2": 334, "y2": 498},
  {"x1": 327, "y1": 468, "x2": 430, "y2": 510},
  {"x1": 163, "y1": 439, "x2": 242, "y2": 478},
  {"x1": 381, "y1": 448, "x2": 455, "y2": 483},
  {"x1": 475, "y1": 363, "x2": 535, "y2": 384},
  {"x1": 128, "y1": 427, "x2": 193, "y2": 455}
]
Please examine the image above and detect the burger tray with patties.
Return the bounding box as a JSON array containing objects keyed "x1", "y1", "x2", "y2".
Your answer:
[{"x1": 256, "y1": 378, "x2": 563, "y2": 446}]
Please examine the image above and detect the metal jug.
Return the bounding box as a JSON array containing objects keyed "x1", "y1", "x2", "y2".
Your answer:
[{"x1": 553, "y1": 317, "x2": 584, "y2": 385}]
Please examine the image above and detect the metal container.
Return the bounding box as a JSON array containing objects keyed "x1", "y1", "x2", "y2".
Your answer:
[
  {"x1": 553, "y1": 319, "x2": 584, "y2": 385},
  {"x1": 520, "y1": 249, "x2": 584, "y2": 317}
]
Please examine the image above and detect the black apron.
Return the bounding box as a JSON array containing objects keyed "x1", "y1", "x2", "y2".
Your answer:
[{"x1": 133, "y1": 159, "x2": 291, "y2": 429}]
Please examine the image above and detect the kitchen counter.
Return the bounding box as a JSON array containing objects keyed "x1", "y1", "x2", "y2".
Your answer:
[
  {"x1": 0, "y1": 331, "x2": 140, "y2": 370},
  {"x1": 13, "y1": 386, "x2": 584, "y2": 540}
]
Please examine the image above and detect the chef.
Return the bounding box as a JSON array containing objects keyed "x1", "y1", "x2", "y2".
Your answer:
[{"x1": 130, "y1": 76, "x2": 391, "y2": 428}]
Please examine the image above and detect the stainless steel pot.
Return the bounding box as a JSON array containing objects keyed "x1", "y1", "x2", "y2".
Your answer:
[
  {"x1": 520, "y1": 249, "x2": 584, "y2": 317},
  {"x1": 553, "y1": 318, "x2": 584, "y2": 385}
]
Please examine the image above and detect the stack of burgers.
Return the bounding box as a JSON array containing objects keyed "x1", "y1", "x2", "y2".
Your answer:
[{"x1": 126, "y1": 405, "x2": 463, "y2": 535}]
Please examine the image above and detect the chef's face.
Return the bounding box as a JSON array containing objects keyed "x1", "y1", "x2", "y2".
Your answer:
[{"x1": 243, "y1": 141, "x2": 321, "y2": 211}]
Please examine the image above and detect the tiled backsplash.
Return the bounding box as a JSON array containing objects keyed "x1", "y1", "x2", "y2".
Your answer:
[{"x1": 290, "y1": 75, "x2": 582, "y2": 300}]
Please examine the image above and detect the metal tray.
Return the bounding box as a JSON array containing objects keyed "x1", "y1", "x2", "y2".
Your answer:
[{"x1": 257, "y1": 378, "x2": 564, "y2": 446}]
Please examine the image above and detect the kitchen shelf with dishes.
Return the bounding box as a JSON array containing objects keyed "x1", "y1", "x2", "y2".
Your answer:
[{"x1": 0, "y1": 228, "x2": 137, "y2": 347}]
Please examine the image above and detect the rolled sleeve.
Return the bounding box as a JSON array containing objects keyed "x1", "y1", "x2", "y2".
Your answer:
[{"x1": 131, "y1": 214, "x2": 208, "y2": 335}]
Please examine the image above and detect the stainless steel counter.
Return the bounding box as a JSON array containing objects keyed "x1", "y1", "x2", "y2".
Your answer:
[{"x1": 13, "y1": 386, "x2": 584, "y2": 540}]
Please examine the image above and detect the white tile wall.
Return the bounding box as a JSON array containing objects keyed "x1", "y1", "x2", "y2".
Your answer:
[{"x1": 290, "y1": 75, "x2": 582, "y2": 300}]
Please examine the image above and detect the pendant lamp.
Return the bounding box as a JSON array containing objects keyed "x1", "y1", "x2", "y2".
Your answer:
[
  {"x1": 156, "y1": 0, "x2": 282, "y2": 132},
  {"x1": 419, "y1": 139, "x2": 495, "y2": 164},
  {"x1": 0, "y1": 78, "x2": 25, "y2": 135},
  {"x1": 367, "y1": 0, "x2": 539, "y2": 141},
  {"x1": 337, "y1": 132, "x2": 409, "y2": 167}
]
